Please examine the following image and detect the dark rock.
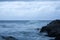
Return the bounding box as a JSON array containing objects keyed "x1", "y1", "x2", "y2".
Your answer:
[
  {"x1": 40, "y1": 26, "x2": 47, "y2": 32},
  {"x1": 36, "y1": 28, "x2": 41, "y2": 31},
  {"x1": 40, "y1": 20, "x2": 60, "y2": 37},
  {"x1": 55, "y1": 34, "x2": 60, "y2": 40},
  {"x1": 1, "y1": 36, "x2": 17, "y2": 40}
]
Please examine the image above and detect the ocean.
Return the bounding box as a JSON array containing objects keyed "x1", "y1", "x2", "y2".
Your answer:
[{"x1": 0, "y1": 20, "x2": 54, "y2": 40}]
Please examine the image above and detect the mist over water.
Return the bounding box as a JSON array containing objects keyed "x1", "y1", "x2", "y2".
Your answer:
[{"x1": 0, "y1": 20, "x2": 53, "y2": 40}]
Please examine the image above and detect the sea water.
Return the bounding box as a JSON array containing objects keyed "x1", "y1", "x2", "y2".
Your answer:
[{"x1": 0, "y1": 20, "x2": 54, "y2": 40}]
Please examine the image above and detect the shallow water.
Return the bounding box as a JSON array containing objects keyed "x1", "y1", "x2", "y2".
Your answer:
[{"x1": 0, "y1": 20, "x2": 54, "y2": 40}]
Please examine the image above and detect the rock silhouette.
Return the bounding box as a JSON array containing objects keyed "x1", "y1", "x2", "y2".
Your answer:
[{"x1": 40, "y1": 20, "x2": 60, "y2": 37}]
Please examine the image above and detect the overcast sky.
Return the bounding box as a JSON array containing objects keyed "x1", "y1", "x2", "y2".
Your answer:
[
  {"x1": 0, "y1": 1, "x2": 60, "y2": 20},
  {"x1": 0, "y1": 0, "x2": 60, "y2": 1}
]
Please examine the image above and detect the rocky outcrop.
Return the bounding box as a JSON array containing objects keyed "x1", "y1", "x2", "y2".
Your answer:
[
  {"x1": 40, "y1": 20, "x2": 60, "y2": 37},
  {"x1": 1, "y1": 36, "x2": 17, "y2": 40}
]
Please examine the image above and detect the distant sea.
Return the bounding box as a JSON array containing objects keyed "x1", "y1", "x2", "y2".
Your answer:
[{"x1": 0, "y1": 20, "x2": 54, "y2": 40}]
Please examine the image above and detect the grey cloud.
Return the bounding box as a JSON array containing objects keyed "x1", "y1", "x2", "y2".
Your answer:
[
  {"x1": 0, "y1": 2, "x2": 60, "y2": 20},
  {"x1": 56, "y1": 6, "x2": 60, "y2": 10}
]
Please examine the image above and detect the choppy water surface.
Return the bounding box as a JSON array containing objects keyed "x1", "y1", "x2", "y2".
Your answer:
[{"x1": 0, "y1": 20, "x2": 54, "y2": 40}]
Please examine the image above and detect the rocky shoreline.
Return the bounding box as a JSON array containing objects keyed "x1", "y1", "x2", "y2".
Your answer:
[
  {"x1": 0, "y1": 20, "x2": 60, "y2": 40},
  {"x1": 40, "y1": 20, "x2": 60, "y2": 40}
]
